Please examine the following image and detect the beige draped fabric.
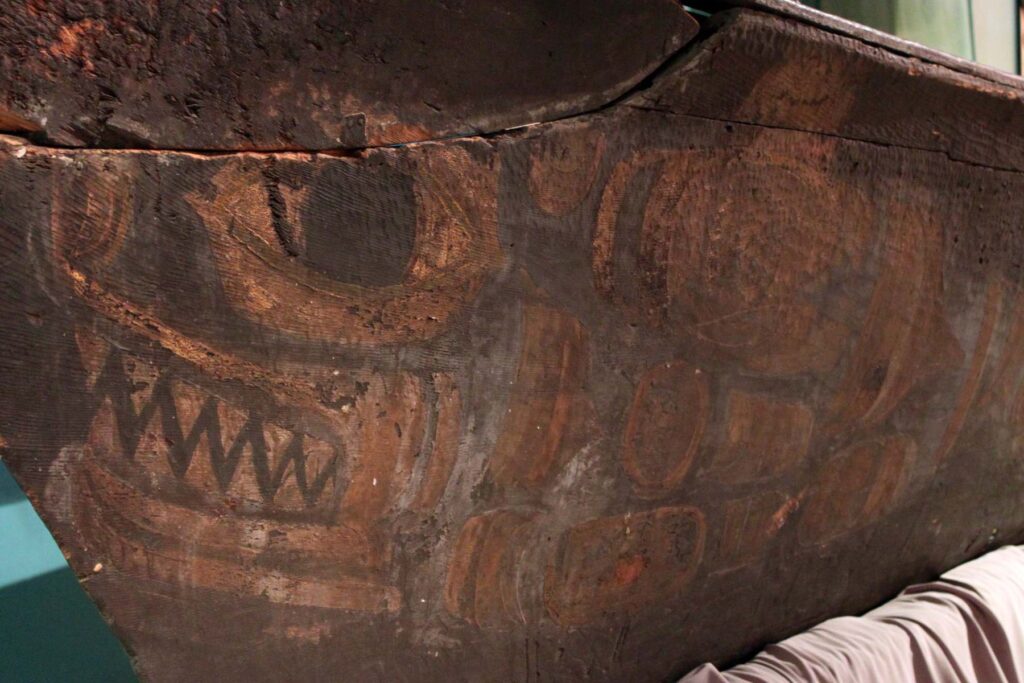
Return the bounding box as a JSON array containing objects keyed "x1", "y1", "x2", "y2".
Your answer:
[{"x1": 681, "y1": 546, "x2": 1024, "y2": 683}]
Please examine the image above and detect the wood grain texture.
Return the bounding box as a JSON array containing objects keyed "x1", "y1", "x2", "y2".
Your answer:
[
  {"x1": 3, "y1": 5, "x2": 1024, "y2": 682},
  {"x1": 715, "y1": 0, "x2": 1024, "y2": 89},
  {"x1": 634, "y1": 10, "x2": 1024, "y2": 171},
  {"x1": 0, "y1": 0, "x2": 696, "y2": 149}
]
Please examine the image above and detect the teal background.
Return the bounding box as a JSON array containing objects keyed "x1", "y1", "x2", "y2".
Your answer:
[{"x1": 0, "y1": 459, "x2": 137, "y2": 682}]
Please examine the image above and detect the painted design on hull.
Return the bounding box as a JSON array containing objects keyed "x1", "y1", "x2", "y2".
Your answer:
[
  {"x1": 36, "y1": 128, "x2": 988, "y2": 632},
  {"x1": 0, "y1": 42, "x2": 1015, "y2": 678},
  {"x1": 622, "y1": 360, "x2": 708, "y2": 495},
  {"x1": 544, "y1": 506, "x2": 706, "y2": 626},
  {"x1": 593, "y1": 135, "x2": 875, "y2": 376}
]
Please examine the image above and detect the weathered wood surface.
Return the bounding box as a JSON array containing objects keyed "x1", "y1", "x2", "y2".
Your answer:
[
  {"x1": 635, "y1": 10, "x2": 1024, "y2": 170},
  {"x1": 713, "y1": 0, "x2": 1024, "y2": 89},
  {"x1": 0, "y1": 0, "x2": 696, "y2": 149},
  {"x1": 3, "y1": 4, "x2": 1024, "y2": 682}
]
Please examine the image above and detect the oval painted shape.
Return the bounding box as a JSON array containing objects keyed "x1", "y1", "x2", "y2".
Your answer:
[{"x1": 622, "y1": 360, "x2": 709, "y2": 494}]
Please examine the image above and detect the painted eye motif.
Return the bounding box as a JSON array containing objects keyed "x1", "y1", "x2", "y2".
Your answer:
[
  {"x1": 187, "y1": 145, "x2": 503, "y2": 346},
  {"x1": 50, "y1": 144, "x2": 503, "y2": 358},
  {"x1": 47, "y1": 147, "x2": 489, "y2": 616},
  {"x1": 265, "y1": 161, "x2": 419, "y2": 287}
]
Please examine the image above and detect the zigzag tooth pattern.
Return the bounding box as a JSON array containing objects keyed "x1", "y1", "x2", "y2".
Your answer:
[{"x1": 86, "y1": 349, "x2": 341, "y2": 510}]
